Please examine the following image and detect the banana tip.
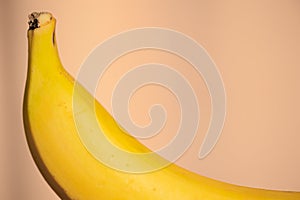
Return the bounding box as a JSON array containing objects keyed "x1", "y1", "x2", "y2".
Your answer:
[{"x1": 28, "y1": 12, "x2": 53, "y2": 30}]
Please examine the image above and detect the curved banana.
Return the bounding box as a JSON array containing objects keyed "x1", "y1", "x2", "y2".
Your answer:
[{"x1": 23, "y1": 12, "x2": 300, "y2": 200}]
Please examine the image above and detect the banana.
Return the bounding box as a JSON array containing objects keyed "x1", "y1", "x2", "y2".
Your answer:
[{"x1": 23, "y1": 12, "x2": 300, "y2": 200}]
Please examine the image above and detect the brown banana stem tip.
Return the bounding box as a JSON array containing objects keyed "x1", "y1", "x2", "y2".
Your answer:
[{"x1": 28, "y1": 12, "x2": 52, "y2": 30}]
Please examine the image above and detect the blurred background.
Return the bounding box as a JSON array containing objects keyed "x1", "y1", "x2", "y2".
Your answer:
[{"x1": 1, "y1": 0, "x2": 300, "y2": 199}]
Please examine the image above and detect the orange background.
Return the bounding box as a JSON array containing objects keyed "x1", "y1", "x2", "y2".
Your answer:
[{"x1": 1, "y1": 1, "x2": 300, "y2": 199}]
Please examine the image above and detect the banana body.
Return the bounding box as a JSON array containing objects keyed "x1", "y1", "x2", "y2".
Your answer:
[{"x1": 23, "y1": 12, "x2": 300, "y2": 200}]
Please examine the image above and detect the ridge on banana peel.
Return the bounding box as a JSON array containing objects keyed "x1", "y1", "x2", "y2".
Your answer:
[{"x1": 23, "y1": 12, "x2": 300, "y2": 200}]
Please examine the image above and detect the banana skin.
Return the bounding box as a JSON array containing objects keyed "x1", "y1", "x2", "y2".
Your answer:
[{"x1": 23, "y1": 12, "x2": 300, "y2": 200}]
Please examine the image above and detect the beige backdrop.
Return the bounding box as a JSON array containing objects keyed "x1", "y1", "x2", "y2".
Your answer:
[{"x1": 1, "y1": 0, "x2": 300, "y2": 199}]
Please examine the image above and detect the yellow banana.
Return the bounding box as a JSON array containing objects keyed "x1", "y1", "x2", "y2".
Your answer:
[{"x1": 23, "y1": 12, "x2": 300, "y2": 200}]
